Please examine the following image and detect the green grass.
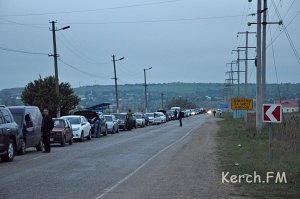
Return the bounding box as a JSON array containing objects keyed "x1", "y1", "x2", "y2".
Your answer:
[{"x1": 217, "y1": 113, "x2": 300, "y2": 199}]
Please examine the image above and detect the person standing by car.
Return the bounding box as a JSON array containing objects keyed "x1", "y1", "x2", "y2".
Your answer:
[
  {"x1": 174, "y1": 110, "x2": 178, "y2": 120},
  {"x1": 41, "y1": 108, "x2": 54, "y2": 153},
  {"x1": 178, "y1": 110, "x2": 184, "y2": 127}
]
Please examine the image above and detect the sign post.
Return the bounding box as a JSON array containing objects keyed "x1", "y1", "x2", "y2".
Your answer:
[{"x1": 262, "y1": 104, "x2": 282, "y2": 162}]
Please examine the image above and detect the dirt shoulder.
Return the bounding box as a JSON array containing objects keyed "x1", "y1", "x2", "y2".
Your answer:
[{"x1": 104, "y1": 116, "x2": 250, "y2": 199}]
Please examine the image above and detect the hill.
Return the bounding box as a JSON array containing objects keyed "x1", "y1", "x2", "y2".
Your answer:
[{"x1": 1, "y1": 82, "x2": 299, "y2": 112}]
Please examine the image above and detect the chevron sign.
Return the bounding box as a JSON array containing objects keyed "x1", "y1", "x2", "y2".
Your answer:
[{"x1": 263, "y1": 104, "x2": 282, "y2": 123}]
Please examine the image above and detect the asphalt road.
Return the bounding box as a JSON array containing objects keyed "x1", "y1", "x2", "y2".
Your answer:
[{"x1": 0, "y1": 114, "x2": 227, "y2": 199}]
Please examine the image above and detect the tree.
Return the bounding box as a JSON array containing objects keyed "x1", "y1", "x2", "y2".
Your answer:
[
  {"x1": 166, "y1": 97, "x2": 197, "y2": 109},
  {"x1": 21, "y1": 76, "x2": 80, "y2": 117}
]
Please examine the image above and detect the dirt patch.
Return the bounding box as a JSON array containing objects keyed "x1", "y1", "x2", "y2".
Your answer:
[{"x1": 145, "y1": 117, "x2": 249, "y2": 199}]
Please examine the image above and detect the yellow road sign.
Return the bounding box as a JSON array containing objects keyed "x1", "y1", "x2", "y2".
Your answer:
[{"x1": 231, "y1": 98, "x2": 253, "y2": 110}]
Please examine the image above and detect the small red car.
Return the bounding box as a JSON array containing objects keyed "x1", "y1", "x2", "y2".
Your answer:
[{"x1": 50, "y1": 118, "x2": 73, "y2": 147}]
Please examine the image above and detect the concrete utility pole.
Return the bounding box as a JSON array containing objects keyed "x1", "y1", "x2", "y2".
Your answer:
[
  {"x1": 112, "y1": 55, "x2": 124, "y2": 113},
  {"x1": 232, "y1": 49, "x2": 246, "y2": 98},
  {"x1": 256, "y1": 0, "x2": 263, "y2": 131},
  {"x1": 50, "y1": 21, "x2": 70, "y2": 117},
  {"x1": 262, "y1": 0, "x2": 267, "y2": 108},
  {"x1": 237, "y1": 31, "x2": 256, "y2": 98},
  {"x1": 144, "y1": 67, "x2": 152, "y2": 113}
]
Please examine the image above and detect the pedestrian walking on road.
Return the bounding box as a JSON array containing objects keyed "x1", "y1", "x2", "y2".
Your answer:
[
  {"x1": 174, "y1": 110, "x2": 178, "y2": 120},
  {"x1": 178, "y1": 110, "x2": 184, "y2": 127},
  {"x1": 41, "y1": 108, "x2": 54, "y2": 153},
  {"x1": 213, "y1": 110, "x2": 216, "y2": 117}
]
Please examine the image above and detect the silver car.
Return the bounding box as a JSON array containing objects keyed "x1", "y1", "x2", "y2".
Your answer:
[{"x1": 104, "y1": 115, "x2": 119, "y2": 134}]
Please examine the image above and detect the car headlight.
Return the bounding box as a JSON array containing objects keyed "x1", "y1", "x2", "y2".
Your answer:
[{"x1": 73, "y1": 127, "x2": 80, "y2": 131}]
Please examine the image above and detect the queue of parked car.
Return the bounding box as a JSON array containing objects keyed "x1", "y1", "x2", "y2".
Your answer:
[{"x1": 0, "y1": 105, "x2": 206, "y2": 162}]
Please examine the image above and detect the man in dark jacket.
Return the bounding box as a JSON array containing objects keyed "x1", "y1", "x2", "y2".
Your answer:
[
  {"x1": 41, "y1": 108, "x2": 54, "y2": 153},
  {"x1": 178, "y1": 110, "x2": 184, "y2": 127}
]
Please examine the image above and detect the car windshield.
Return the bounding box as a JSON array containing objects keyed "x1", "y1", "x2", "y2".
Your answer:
[
  {"x1": 105, "y1": 116, "x2": 113, "y2": 121},
  {"x1": 114, "y1": 114, "x2": 126, "y2": 120},
  {"x1": 53, "y1": 119, "x2": 64, "y2": 128},
  {"x1": 146, "y1": 113, "x2": 154, "y2": 117},
  {"x1": 134, "y1": 114, "x2": 142, "y2": 119},
  {"x1": 65, "y1": 117, "x2": 80, "y2": 125}
]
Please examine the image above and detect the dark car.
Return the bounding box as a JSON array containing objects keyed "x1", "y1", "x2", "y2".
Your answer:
[
  {"x1": 113, "y1": 113, "x2": 135, "y2": 131},
  {"x1": 0, "y1": 106, "x2": 19, "y2": 162},
  {"x1": 74, "y1": 110, "x2": 107, "y2": 137},
  {"x1": 50, "y1": 118, "x2": 73, "y2": 147},
  {"x1": 8, "y1": 106, "x2": 44, "y2": 155}
]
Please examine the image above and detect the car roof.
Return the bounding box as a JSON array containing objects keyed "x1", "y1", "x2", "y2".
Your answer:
[{"x1": 61, "y1": 115, "x2": 82, "y2": 118}]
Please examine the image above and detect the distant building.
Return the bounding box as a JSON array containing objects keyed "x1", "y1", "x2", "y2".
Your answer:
[{"x1": 275, "y1": 99, "x2": 299, "y2": 113}]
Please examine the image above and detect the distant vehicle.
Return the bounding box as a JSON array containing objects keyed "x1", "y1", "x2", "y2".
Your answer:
[
  {"x1": 155, "y1": 112, "x2": 166, "y2": 123},
  {"x1": 190, "y1": 109, "x2": 196, "y2": 116},
  {"x1": 146, "y1": 113, "x2": 162, "y2": 125},
  {"x1": 50, "y1": 118, "x2": 73, "y2": 147},
  {"x1": 199, "y1": 108, "x2": 207, "y2": 114},
  {"x1": 8, "y1": 106, "x2": 44, "y2": 155},
  {"x1": 113, "y1": 113, "x2": 134, "y2": 131},
  {"x1": 0, "y1": 106, "x2": 19, "y2": 162},
  {"x1": 60, "y1": 115, "x2": 91, "y2": 142},
  {"x1": 166, "y1": 110, "x2": 176, "y2": 120},
  {"x1": 104, "y1": 115, "x2": 119, "y2": 134},
  {"x1": 133, "y1": 113, "x2": 146, "y2": 128},
  {"x1": 217, "y1": 109, "x2": 222, "y2": 116},
  {"x1": 74, "y1": 110, "x2": 107, "y2": 137},
  {"x1": 170, "y1": 107, "x2": 181, "y2": 112}
]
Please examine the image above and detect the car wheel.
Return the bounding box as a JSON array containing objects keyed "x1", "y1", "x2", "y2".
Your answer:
[
  {"x1": 80, "y1": 132, "x2": 84, "y2": 142},
  {"x1": 36, "y1": 139, "x2": 44, "y2": 151},
  {"x1": 2, "y1": 139, "x2": 15, "y2": 162},
  {"x1": 18, "y1": 139, "x2": 26, "y2": 155},
  {"x1": 69, "y1": 137, "x2": 73, "y2": 145},
  {"x1": 87, "y1": 131, "x2": 92, "y2": 140},
  {"x1": 61, "y1": 136, "x2": 66, "y2": 147},
  {"x1": 103, "y1": 128, "x2": 108, "y2": 136}
]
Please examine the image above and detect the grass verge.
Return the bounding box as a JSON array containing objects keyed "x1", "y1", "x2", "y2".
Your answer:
[{"x1": 217, "y1": 113, "x2": 300, "y2": 199}]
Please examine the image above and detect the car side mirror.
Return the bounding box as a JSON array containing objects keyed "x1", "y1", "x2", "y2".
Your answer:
[{"x1": 82, "y1": 122, "x2": 86, "y2": 126}]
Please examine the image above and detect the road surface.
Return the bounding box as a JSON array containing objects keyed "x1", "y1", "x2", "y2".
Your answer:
[{"x1": 0, "y1": 114, "x2": 236, "y2": 199}]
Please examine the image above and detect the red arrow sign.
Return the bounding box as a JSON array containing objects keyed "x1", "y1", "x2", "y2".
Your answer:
[{"x1": 263, "y1": 104, "x2": 282, "y2": 123}]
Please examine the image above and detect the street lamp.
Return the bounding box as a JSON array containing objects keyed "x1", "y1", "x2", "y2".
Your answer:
[
  {"x1": 50, "y1": 21, "x2": 70, "y2": 117},
  {"x1": 144, "y1": 67, "x2": 152, "y2": 113},
  {"x1": 112, "y1": 55, "x2": 125, "y2": 113}
]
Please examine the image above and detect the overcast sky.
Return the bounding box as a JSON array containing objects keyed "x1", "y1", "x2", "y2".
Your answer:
[{"x1": 0, "y1": 0, "x2": 299, "y2": 90}]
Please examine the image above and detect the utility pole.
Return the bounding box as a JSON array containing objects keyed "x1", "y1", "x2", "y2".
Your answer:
[
  {"x1": 51, "y1": 21, "x2": 60, "y2": 117},
  {"x1": 49, "y1": 21, "x2": 70, "y2": 117},
  {"x1": 256, "y1": 0, "x2": 263, "y2": 131},
  {"x1": 112, "y1": 55, "x2": 125, "y2": 113},
  {"x1": 144, "y1": 67, "x2": 152, "y2": 113},
  {"x1": 237, "y1": 31, "x2": 256, "y2": 98},
  {"x1": 262, "y1": 0, "x2": 267, "y2": 108},
  {"x1": 232, "y1": 49, "x2": 246, "y2": 98}
]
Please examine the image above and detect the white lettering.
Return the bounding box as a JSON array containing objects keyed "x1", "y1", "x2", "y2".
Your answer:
[
  {"x1": 253, "y1": 171, "x2": 261, "y2": 183},
  {"x1": 266, "y1": 172, "x2": 274, "y2": 183},
  {"x1": 275, "y1": 172, "x2": 287, "y2": 183},
  {"x1": 222, "y1": 172, "x2": 230, "y2": 183}
]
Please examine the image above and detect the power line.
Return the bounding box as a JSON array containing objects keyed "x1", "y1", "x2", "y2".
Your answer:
[
  {"x1": 271, "y1": 0, "x2": 300, "y2": 65},
  {"x1": 0, "y1": 18, "x2": 48, "y2": 29},
  {"x1": 61, "y1": 14, "x2": 250, "y2": 25},
  {"x1": 56, "y1": 34, "x2": 108, "y2": 65},
  {"x1": 0, "y1": 0, "x2": 183, "y2": 17},
  {"x1": 0, "y1": 46, "x2": 49, "y2": 56},
  {"x1": 58, "y1": 58, "x2": 111, "y2": 79},
  {"x1": 267, "y1": 10, "x2": 300, "y2": 48}
]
